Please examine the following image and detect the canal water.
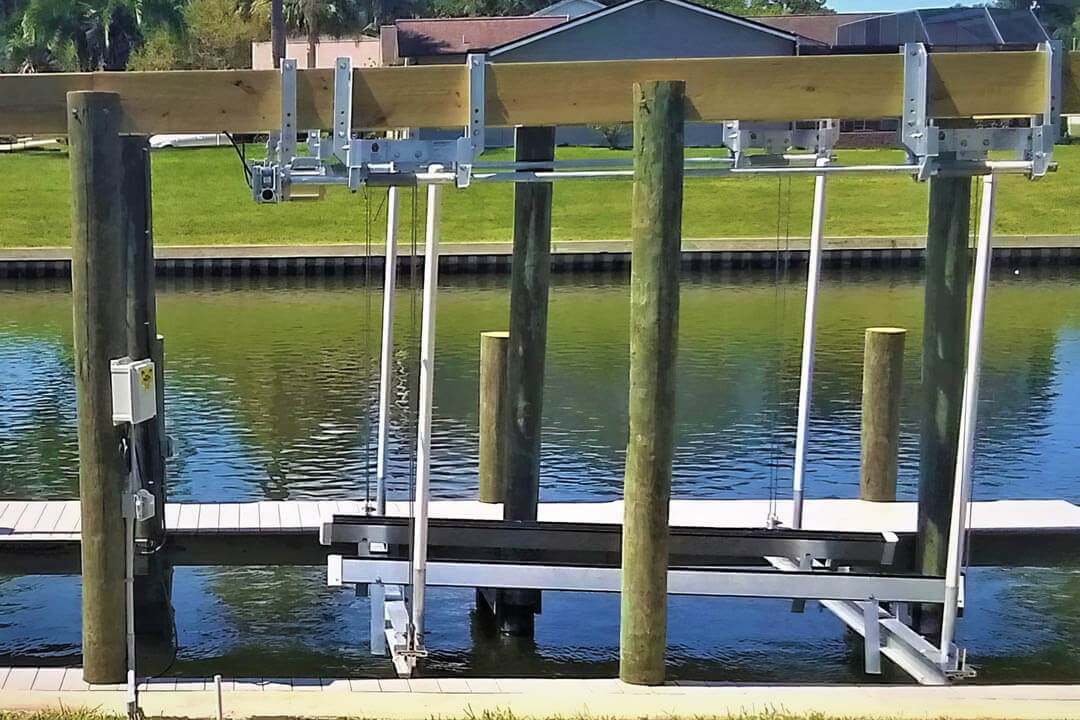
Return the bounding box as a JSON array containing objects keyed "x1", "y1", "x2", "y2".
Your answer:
[{"x1": 2, "y1": 265, "x2": 1079, "y2": 682}]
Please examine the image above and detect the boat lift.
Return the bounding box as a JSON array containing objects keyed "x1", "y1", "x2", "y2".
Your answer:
[{"x1": 248, "y1": 42, "x2": 1064, "y2": 684}]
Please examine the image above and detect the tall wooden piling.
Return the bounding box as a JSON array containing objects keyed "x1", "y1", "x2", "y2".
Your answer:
[
  {"x1": 620, "y1": 80, "x2": 684, "y2": 686},
  {"x1": 121, "y1": 135, "x2": 165, "y2": 544},
  {"x1": 68, "y1": 91, "x2": 129, "y2": 684},
  {"x1": 860, "y1": 327, "x2": 906, "y2": 502},
  {"x1": 498, "y1": 126, "x2": 556, "y2": 635},
  {"x1": 120, "y1": 134, "x2": 173, "y2": 642},
  {"x1": 479, "y1": 331, "x2": 509, "y2": 504},
  {"x1": 917, "y1": 173, "x2": 971, "y2": 635},
  {"x1": 505, "y1": 125, "x2": 555, "y2": 522}
]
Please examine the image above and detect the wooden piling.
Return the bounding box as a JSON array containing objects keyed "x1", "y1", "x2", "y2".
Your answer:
[
  {"x1": 505, "y1": 125, "x2": 555, "y2": 522},
  {"x1": 120, "y1": 134, "x2": 174, "y2": 642},
  {"x1": 620, "y1": 80, "x2": 684, "y2": 686},
  {"x1": 121, "y1": 135, "x2": 165, "y2": 545},
  {"x1": 68, "y1": 91, "x2": 129, "y2": 684},
  {"x1": 479, "y1": 331, "x2": 509, "y2": 504},
  {"x1": 498, "y1": 126, "x2": 556, "y2": 636},
  {"x1": 860, "y1": 327, "x2": 906, "y2": 502},
  {"x1": 917, "y1": 173, "x2": 971, "y2": 636}
]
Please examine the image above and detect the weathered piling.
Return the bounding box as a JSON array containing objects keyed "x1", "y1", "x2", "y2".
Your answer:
[
  {"x1": 121, "y1": 135, "x2": 165, "y2": 545},
  {"x1": 120, "y1": 134, "x2": 173, "y2": 642},
  {"x1": 620, "y1": 80, "x2": 684, "y2": 686},
  {"x1": 505, "y1": 125, "x2": 555, "y2": 521},
  {"x1": 860, "y1": 327, "x2": 906, "y2": 502},
  {"x1": 499, "y1": 125, "x2": 556, "y2": 635},
  {"x1": 479, "y1": 331, "x2": 509, "y2": 504},
  {"x1": 68, "y1": 91, "x2": 129, "y2": 684},
  {"x1": 917, "y1": 172, "x2": 971, "y2": 636}
]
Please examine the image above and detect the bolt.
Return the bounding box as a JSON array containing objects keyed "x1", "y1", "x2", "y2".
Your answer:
[
  {"x1": 960, "y1": 139, "x2": 968, "y2": 147},
  {"x1": 939, "y1": 131, "x2": 946, "y2": 140},
  {"x1": 983, "y1": 138, "x2": 990, "y2": 147}
]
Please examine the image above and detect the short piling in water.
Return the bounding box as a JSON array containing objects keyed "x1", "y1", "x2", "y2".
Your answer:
[
  {"x1": 68, "y1": 91, "x2": 129, "y2": 684},
  {"x1": 860, "y1": 327, "x2": 906, "y2": 503},
  {"x1": 620, "y1": 80, "x2": 684, "y2": 686},
  {"x1": 479, "y1": 331, "x2": 510, "y2": 504},
  {"x1": 917, "y1": 171, "x2": 971, "y2": 637}
]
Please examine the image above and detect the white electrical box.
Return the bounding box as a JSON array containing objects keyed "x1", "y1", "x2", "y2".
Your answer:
[{"x1": 110, "y1": 358, "x2": 157, "y2": 425}]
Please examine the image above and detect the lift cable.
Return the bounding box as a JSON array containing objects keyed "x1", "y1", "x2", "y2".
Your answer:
[
  {"x1": 405, "y1": 181, "x2": 421, "y2": 643},
  {"x1": 363, "y1": 184, "x2": 374, "y2": 512},
  {"x1": 766, "y1": 174, "x2": 793, "y2": 528}
]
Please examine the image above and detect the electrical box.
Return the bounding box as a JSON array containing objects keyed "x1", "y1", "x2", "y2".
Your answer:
[{"x1": 111, "y1": 358, "x2": 157, "y2": 425}]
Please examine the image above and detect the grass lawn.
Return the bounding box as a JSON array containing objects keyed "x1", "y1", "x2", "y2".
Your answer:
[{"x1": 1, "y1": 143, "x2": 1077, "y2": 248}]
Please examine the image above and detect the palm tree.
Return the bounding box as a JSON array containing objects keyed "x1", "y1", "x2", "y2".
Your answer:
[{"x1": 19, "y1": 0, "x2": 146, "y2": 71}]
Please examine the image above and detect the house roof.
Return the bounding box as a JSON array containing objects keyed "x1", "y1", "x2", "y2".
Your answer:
[
  {"x1": 490, "y1": 0, "x2": 799, "y2": 58},
  {"x1": 532, "y1": 0, "x2": 606, "y2": 18},
  {"x1": 395, "y1": 16, "x2": 568, "y2": 57},
  {"x1": 748, "y1": 13, "x2": 885, "y2": 46}
]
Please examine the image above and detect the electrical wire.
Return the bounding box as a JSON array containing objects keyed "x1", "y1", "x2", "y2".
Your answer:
[{"x1": 223, "y1": 132, "x2": 252, "y2": 189}]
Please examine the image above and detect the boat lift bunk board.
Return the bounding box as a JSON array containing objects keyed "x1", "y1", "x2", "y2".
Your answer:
[{"x1": 245, "y1": 45, "x2": 1065, "y2": 685}]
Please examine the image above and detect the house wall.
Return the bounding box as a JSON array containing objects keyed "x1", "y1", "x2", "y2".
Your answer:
[
  {"x1": 492, "y1": 0, "x2": 794, "y2": 62},
  {"x1": 252, "y1": 38, "x2": 381, "y2": 69}
]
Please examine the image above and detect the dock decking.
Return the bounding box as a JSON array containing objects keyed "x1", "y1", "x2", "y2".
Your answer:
[{"x1": 2, "y1": 498, "x2": 1079, "y2": 574}]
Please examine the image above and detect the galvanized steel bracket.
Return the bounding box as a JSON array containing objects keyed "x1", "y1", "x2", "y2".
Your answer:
[
  {"x1": 900, "y1": 42, "x2": 1061, "y2": 181},
  {"x1": 727, "y1": 120, "x2": 839, "y2": 168},
  {"x1": 251, "y1": 54, "x2": 487, "y2": 202}
]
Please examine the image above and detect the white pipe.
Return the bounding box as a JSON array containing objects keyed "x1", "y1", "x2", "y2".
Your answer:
[
  {"x1": 375, "y1": 187, "x2": 400, "y2": 516},
  {"x1": 409, "y1": 182, "x2": 441, "y2": 650},
  {"x1": 125, "y1": 439, "x2": 138, "y2": 713},
  {"x1": 939, "y1": 173, "x2": 997, "y2": 665},
  {"x1": 791, "y1": 157, "x2": 828, "y2": 529}
]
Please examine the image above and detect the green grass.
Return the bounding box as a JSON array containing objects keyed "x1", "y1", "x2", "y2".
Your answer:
[{"x1": 1, "y1": 143, "x2": 1078, "y2": 248}]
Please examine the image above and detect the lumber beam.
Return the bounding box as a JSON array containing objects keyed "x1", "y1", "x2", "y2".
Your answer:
[{"x1": 0, "y1": 51, "x2": 1065, "y2": 136}]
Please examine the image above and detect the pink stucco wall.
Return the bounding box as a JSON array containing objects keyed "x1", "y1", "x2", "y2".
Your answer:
[{"x1": 251, "y1": 38, "x2": 382, "y2": 69}]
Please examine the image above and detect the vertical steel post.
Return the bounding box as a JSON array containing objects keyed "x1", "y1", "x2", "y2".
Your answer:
[
  {"x1": 409, "y1": 182, "x2": 441, "y2": 651},
  {"x1": 939, "y1": 173, "x2": 996, "y2": 665},
  {"x1": 791, "y1": 157, "x2": 828, "y2": 529},
  {"x1": 375, "y1": 187, "x2": 400, "y2": 516}
]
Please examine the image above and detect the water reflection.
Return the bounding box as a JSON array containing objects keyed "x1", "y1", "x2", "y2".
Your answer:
[{"x1": 1, "y1": 267, "x2": 1079, "y2": 681}]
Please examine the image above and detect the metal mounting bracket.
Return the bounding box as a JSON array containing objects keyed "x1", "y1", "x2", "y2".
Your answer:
[
  {"x1": 901, "y1": 42, "x2": 1060, "y2": 181},
  {"x1": 901, "y1": 43, "x2": 936, "y2": 181},
  {"x1": 727, "y1": 120, "x2": 838, "y2": 168},
  {"x1": 251, "y1": 54, "x2": 487, "y2": 202}
]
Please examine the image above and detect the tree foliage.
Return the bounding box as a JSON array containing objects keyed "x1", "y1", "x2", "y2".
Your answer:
[
  {"x1": 996, "y1": 1, "x2": 1080, "y2": 44},
  {"x1": 695, "y1": 0, "x2": 830, "y2": 15}
]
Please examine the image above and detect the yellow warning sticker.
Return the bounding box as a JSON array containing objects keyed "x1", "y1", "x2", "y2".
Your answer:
[{"x1": 139, "y1": 366, "x2": 154, "y2": 391}]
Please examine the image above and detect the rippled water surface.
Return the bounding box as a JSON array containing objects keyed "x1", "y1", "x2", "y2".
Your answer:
[{"x1": 2, "y1": 267, "x2": 1079, "y2": 682}]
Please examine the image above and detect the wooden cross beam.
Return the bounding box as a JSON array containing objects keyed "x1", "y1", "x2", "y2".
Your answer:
[{"x1": 1, "y1": 52, "x2": 1076, "y2": 136}]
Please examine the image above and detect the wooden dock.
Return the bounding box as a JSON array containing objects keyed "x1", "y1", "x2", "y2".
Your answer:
[{"x1": 2, "y1": 497, "x2": 1078, "y2": 575}]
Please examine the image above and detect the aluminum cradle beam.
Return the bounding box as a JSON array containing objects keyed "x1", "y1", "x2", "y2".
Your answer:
[
  {"x1": 328, "y1": 557, "x2": 944, "y2": 604},
  {"x1": 768, "y1": 556, "x2": 950, "y2": 685},
  {"x1": 320, "y1": 516, "x2": 898, "y2": 567}
]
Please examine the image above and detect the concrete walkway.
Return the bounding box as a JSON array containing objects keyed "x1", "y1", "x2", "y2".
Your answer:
[{"x1": 1, "y1": 672, "x2": 1080, "y2": 718}]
